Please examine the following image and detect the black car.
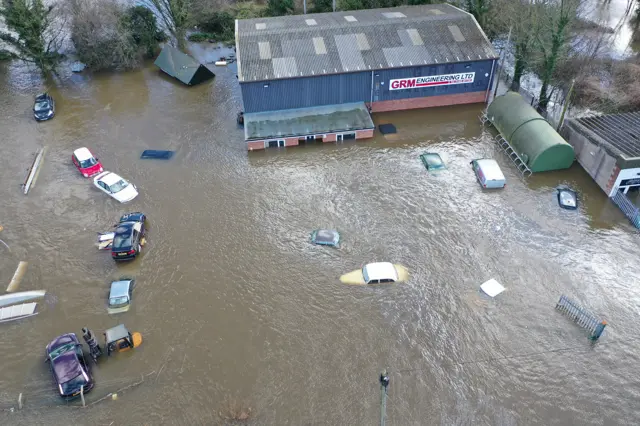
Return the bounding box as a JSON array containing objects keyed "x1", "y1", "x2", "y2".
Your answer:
[
  {"x1": 45, "y1": 333, "x2": 94, "y2": 399},
  {"x1": 111, "y1": 212, "x2": 146, "y2": 261},
  {"x1": 34, "y1": 93, "x2": 55, "y2": 121}
]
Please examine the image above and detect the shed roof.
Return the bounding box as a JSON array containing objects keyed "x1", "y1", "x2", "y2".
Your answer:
[
  {"x1": 487, "y1": 92, "x2": 574, "y2": 173},
  {"x1": 244, "y1": 102, "x2": 374, "y2": 140},
  {"x1": 235, "y1": 4, "x2": 498, "y2": 83},
  {"x1": 154, "y1": 45, "x2": 215, "y2": 86},
  {"x1": 568, "y1": 112, "x2": 640, "y2": 159}
]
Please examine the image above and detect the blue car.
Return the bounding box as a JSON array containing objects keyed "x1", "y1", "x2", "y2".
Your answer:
[{"x1": 33, "y1": 93, "x2": 55, "y2": 121}]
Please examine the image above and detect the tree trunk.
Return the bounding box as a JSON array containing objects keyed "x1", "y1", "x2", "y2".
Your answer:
[
  {"x1": 509, "y1": 42, "x2": 528, "y2": 92},
  {"x1": 176, "y1": 27, "x2": 186, "y2": 51},
  {"x1": 537, "y1": 11, "x2": 570, "y2": 110}
]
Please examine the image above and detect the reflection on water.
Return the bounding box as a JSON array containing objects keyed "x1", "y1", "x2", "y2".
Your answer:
[{"x1": 1, "y1": 44, "x2": 640, "y2": 425}]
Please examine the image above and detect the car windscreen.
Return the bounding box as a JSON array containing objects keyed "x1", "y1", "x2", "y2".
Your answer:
[
  {"x1": 109, "y1": 179, "x2": 129, "y2": 193},
  {"x1": 109, "y1": 296, "x2": 129, "y2": 307},
  {"x1": 79, "y1": 157, "x2": 97, "y2": 168},
  {"x1": 112, "y1": 232, "x2": 132, "y2": 249},
  {"x1": 61, "y1": 374, "x2": 87, "y2": 395},
  {"x1": 34, "y1": 101, "x2": 49, "y2": 111}
]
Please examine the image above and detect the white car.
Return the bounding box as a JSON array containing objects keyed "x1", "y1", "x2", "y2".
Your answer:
[
  {"x1": 93, "y1": 171, "x2": 138, "y2": 203},
  {"x1": 339, "y1": 262, "x2": 409, "y2": 285}
]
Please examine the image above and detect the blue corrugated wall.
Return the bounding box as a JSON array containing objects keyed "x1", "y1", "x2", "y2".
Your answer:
[{"x1": 240, "y1": 59, "x2": 496, "y2": 113}]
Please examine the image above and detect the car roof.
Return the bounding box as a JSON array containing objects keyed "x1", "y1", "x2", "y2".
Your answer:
[
  {"x1": 51, "y1": 350, "x2": 83, "y2": 382},
  {"x1": 475, "y1": 159, "x2": 505, "y2": 180},
  {"x1": 110, "y1": 280, "x2": 132, "y2": 298},
  {"x1": 363, "y1": 262, "x2": 398, "y2": 281},
  {"x1": 105, "y1": 324, "x2": 130, "y2": 343},
  {"x1": 100, "y1": 172, "x2": 123, "y2": 186},
  {"x1": 114, "y1": 222, "x2": 135, "y2": 234},
  {"x1": 47, "y1": 333, "x2": 79, "y2": 351},
  {"x1": 73, "y1": 147, "x2": 94, "y2": 161}
]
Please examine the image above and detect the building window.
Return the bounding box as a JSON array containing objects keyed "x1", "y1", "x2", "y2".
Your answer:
[{"x1": 266, "y1": 140, "x2": 285, "y2": 148}]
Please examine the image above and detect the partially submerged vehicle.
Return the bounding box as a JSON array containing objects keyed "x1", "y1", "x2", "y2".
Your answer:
[
  {"x1": 72, "y1": 147, "x2": 103, "y2": 178},
  {"x1": 340, "y1": 262, "x2": 409, "y2": 285},
  {"x1": 0, "y1": 290, "x2": 46, "y2": 308},
  {"x1": 420, "y1": 153, "x2": 446, "y2": 171},
  {"x1": 45, "y1": 333, "x2": 94, "y2": 399},
  {"x1": 104, "y1": 324, "x2": 143, "y2": 356},
  {"x1": 556, "y1": 185, "x2": 578, "y2": 210},
  {"x1": 93, "y1": 171, "x2": 138, "y2": 203},
  {"x1": 108, "y1": 279, "x2": 135, "y2": 314},
  {"x1": 33, "y1": 93, "x2": 55, "y2": 121},
  {"x1": 310, "y1": 229, "x2": 340, "y2": 247},
  {"x1": 111, "y1": 212, "x2": 146, "y2": 261},
  {"x1": 470, "y1": 159, "x2": 506, "y2": 189}
]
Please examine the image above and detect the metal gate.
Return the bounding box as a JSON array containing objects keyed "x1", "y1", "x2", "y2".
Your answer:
[{"x1": 611, "y1": 190, "x2": 640, "y2": 228}]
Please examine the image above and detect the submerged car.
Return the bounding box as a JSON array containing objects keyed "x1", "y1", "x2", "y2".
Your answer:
[
  {"x1": 557, "y1": 185, "x2": 578, "y2": 210},
  {"x1": 470, "y1": 159, "x2": 506, "y2": 189},
  {"x1": 72, "y1": 147, "x2": 103, "y2": 178},
  {"x1": 93, "y1": 171, "x2": 138, "y2": 203},
  {"x1": 111, "y1": 212, "x2": 146, "y2": 261},
  {"x1": 33, "y1": 93, "x2": 55, "y2": 121},
  {"x1": 108, "y1": 279, "x2": 135, "y2": 313},
  {"x1": 45, "y1": 333, "x2": 94, "y2": 399},
  {"x1": 340, "y1": 262, "x2": 409, "y2": 285},
  {"x1": 420, "y1": 153, "x2": 446, "y2": 171},
  {"x1": 310, "y1": 229, "x2": 340, "y2": 247}
]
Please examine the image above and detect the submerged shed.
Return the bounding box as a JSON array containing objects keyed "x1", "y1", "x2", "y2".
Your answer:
[
  {"x1": 154, "y1": 45, "x2": 215, "y2": 86},
  {"x1": 486, "y1": 92, "x2": 574, "y2": 173}
]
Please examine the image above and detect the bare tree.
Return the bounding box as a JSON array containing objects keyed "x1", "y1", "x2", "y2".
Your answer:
[{"x1": 142, "y1": 0, "x2": 190, "y2": 51}]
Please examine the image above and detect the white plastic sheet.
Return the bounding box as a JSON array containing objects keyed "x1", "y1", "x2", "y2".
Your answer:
[{"x1": 480, "y1": 279, "x2": 505, "y2": 297}]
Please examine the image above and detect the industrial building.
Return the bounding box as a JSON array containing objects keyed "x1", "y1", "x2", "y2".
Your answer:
[
  {"x1": 563, "y1": 112, "x2": 640, "y2": 197},
  {"x1": 235, "y1": 4, "x2": 499, "y2": 150}
]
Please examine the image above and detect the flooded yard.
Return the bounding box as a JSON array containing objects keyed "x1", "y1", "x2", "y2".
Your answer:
[{"x1": 1, "y1": 47, "x2": 640, "y2": 425}]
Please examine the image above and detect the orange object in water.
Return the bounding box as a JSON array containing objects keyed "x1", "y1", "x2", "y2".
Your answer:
[{"x1": 132, "y1": 332, "x2": 143, "y2": 348}]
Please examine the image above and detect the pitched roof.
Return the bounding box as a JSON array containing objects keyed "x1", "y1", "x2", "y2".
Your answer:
[
  {"x1": 154, "y1": 45, "x2": 215, "y2": 86},
  {"x1": 569, "y1": 112, "x2": 640, "y2": 159},
  {"x1": 235, "y1": 4, "x2": 497, "y2": 83}
]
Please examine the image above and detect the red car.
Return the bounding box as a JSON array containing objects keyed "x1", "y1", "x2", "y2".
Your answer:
[{"x1": 72, "y1": 147, "x2": 103, "y2": 178}]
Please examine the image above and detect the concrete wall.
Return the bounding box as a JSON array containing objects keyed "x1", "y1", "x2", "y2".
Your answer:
[
  {"x1": 247, "y1": 129, "x2": 374, "y2": 151},
  {"x1": 240, "y1": 59, "x2": 496, "y2": 113}
]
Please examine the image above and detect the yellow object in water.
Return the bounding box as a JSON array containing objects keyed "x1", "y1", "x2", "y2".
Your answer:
[
  {"x1": 132, "y1": 332, "x2": 143, "y2": 348},
  {"x1": 340, "y1": 263, "x2": 408, "y2": 285},
  {"x1": 7, "y1": 261, "x2": 28, "y2": 292}
]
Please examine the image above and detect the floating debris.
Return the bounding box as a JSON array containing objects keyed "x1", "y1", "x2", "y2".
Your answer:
[
  {"x1": 7, "y1": 261, "x2": 28, "y2": 292},
  {"x1": 378, "y1": 123, "x2": 397, "y2": 135},
  {"x1": 480, "y1": 279, "x2": 505, "y2": 298},
  {"x1": 556, "y1": 295, "x2": 607, "y2": 340},
  {"x1": 71, "y1": 61, "x2": 86, "y2": 73}
]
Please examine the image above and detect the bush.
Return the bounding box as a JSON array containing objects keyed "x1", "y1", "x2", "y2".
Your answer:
[
  {"x1": 124, "y1": 6, "x2": 165, "y2": 58},
  {"x1": 69, "y1": 0, "x2": 140, "y2": 71},
  {"x1": 0, "y1": 50, "x2": 14, "y2": 61},
  {"x1": 188, "y1": 32, "x2": 216, "y2": 42}
]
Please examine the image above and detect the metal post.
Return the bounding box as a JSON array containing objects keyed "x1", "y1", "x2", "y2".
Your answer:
[
  {"x1": 304, "y1": 0, "x2": 307, "y2": 14},
  {"x1": 333, "y1": 0, "x2": 336, "y2": 12},
  {"x1": 80, "y1": 385, "x2": 85, "y2": 407},
  {"x1": 492, "y1": 26, "x2": 512, "y2": 101},
  {"x1": 556, "y1": 79, "x2": 575, "y2": 132},
  {"x1": 380, "y1": 370, "x2": 389, "y2": 426},
  {"x1": 18, "y1": 393, "x2": 22, "y2": 410}
]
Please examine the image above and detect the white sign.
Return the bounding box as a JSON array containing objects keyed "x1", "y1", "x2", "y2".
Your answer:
[{"x1": 389, "y1": 72, "x2": 475, "y2": 91}]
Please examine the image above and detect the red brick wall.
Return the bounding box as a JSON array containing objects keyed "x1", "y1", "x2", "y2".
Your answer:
[
  {"x1": 285, "y1": 137, "x2": 299, "y2": 147},
  {"x1": 324, "y1": 134, "x2": 337, "y2": 143},
  {"x1": 356, "y1": 129, "x2": 374, "y2": 139},
  {"x1": 606, "y1": 165, "x2": 621, "y2": 196},
  {"x1": 368, "y1": 91, "x2": 487, "y2": 113},
  {"x1": 248, "y1": 141, "x2": 265, "y2": 151}
]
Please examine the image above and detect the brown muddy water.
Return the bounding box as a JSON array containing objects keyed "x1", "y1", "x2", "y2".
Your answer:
[{"x1": 1, "y1": 47, "x2": 640, "y2": 426}]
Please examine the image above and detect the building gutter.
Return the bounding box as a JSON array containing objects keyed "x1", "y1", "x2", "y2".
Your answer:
[{"x1": 485, "y1": 59, "x2": 496, "y2": 104}]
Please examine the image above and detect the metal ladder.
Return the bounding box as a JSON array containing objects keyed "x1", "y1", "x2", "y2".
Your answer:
[
  {"x1": 494, "y1": 135, "x2": 532, "y2": 177},
  {"x1": 556, "y1": 295, "x2": 607, "y2": 341},
  {"x1": 478, "y1": 110, "x2": 490, "y2": 126}
]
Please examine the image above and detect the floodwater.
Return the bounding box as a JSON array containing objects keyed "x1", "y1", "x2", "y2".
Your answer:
[{"x1": 2, "y1": 47, "x2": 640, "y2": 426}]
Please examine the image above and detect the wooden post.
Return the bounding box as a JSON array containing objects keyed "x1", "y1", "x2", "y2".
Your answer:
[
  {"x1": 380, "y1": 370, "x2": 389, "y2": 426},
  {"x1": 18, "y1": 393, "x2": 22, "y2": 410},
  {"x1": 80, "y1": 385, "x2": 85, "y2": 407},
  {"x1": 556, "y1": 79, "x2": 576, "y2": 132}
]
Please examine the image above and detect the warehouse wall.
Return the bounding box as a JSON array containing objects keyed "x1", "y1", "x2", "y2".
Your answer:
[{"x1": 240, "y1": 59, "x2": 496, "y2": 113}]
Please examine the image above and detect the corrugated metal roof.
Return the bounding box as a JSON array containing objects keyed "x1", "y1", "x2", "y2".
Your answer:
[
  {"x1": 236, "y1": 4, "x2": 498, "y2": 82},
  {"x1": 570, "y1": 112, "x2": 640, "y2": 159}
]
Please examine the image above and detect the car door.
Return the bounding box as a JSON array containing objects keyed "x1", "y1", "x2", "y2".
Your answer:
[
  {"x1": 98, "y1": 181, "x2": 111, "y2": 195},
  {"x1": 72, "y1": 154, "x2": 80, "y2": 171}
]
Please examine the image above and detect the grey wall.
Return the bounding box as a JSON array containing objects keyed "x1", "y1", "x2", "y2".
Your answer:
[{"x1": 241, "y1": 59, "x2": 496, "y2": 113}]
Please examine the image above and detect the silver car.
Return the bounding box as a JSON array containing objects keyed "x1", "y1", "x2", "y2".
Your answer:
[{"x1": 108, "y1": 279, "x2": 135, "y2": 314}]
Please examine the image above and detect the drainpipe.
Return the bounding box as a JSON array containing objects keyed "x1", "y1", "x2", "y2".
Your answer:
[
  {"x1": 370, "y1": 70, "x2": 375, "y2": 107},
  {"x1": 485, "y1": 59, "x2": 496, "y2": 104}
]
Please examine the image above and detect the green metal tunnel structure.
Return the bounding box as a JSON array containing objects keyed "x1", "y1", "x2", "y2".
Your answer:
[{"x1": 486, "y1": 92, "x2": 575, "y2": 172}]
